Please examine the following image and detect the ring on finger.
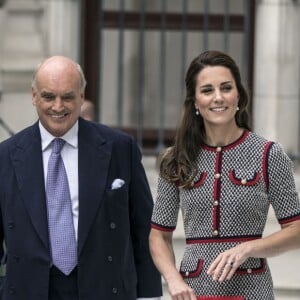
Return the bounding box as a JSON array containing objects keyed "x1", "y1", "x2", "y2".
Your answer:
[{"x1": 227, "y1": 260, "x2": 234, "y2": 267}]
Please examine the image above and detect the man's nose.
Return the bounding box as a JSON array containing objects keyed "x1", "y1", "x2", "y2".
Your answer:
[{"x1": 52, "y1": 98, "x2": 64, "y2": 111}]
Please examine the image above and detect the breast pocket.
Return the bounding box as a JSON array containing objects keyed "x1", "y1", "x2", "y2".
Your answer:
[
  {"x1": 229, "y1": 169, "x2": 260, "y2": 186},
  {"x1": 105, "y1": 184, "x2": 129, "y2": 212},
  {"x1": 191, "y1": 172, "x2": 207, "y2": 188}
]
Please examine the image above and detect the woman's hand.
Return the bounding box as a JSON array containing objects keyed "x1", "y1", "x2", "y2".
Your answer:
[
  {"x1": 207, "y1": 243, "x2": 250, "y2": 282},
  {"x1": 167, "y1": 277, "x2": 198, "y2": 300},
  {"x1": 149, "y1": 229, "x2": 198, "y2": 300}
]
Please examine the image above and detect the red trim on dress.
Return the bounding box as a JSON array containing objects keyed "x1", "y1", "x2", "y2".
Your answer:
[
  {"x1": 213, "y1": 151, "x2": 222, "y2": 233},
  {"x1": 186, "y1": 236, "x2": 261, "y2": 244},
  {"x1": 262, "y1": 142, "x2": 274, "y2": 190},
  {"x1": 151, "y1": 223, "x2": 175, "y2": 232},
  {"x1": 177, "y1": 172, "x2": 207, "y2": 188},
  {"x1": 228, "y1": 170, "x2": 260, "y2": 186},
  {"x1": 197, "y1": 296, "x2": 245, "y2": 300},
  {"x1": 279, "y1": 214, "x2": 300, "y2": 224},
  {"x1": 201, "y1": 131, "x2": 250, "y2": 152},
  {"x1": 197, "y1": 297, "x2": 245, "y2": 300},
  {"x1": 193, "y1": 172, "x2": 207, "y2": 187},
  {"x1": 235, "y1": 258, "x2": 266, "y2": 275},
  {"x1": 180, "y1": 259, "x2": 204, "y2": 278}
]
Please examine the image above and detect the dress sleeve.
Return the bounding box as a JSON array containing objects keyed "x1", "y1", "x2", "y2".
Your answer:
[
  {"x1": 267, "y1": 142, "x2": 300, "y2": 224},
  {"x1": 151, "y1": 176, "x2": 180, "y2": 231}
]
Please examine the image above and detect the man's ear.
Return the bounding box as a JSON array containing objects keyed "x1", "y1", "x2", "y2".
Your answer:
[{"x1": 32, "y1": 88, "x2": 37, "y2": 106}]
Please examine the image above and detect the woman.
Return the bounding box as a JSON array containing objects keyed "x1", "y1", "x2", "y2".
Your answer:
[{"x1": 149, "y1": 50, "x2": 300, "y2": 300}]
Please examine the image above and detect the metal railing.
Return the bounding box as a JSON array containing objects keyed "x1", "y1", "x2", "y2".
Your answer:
[{"x1": 83, "y1": 0, "x2": 255, "y2": 154}]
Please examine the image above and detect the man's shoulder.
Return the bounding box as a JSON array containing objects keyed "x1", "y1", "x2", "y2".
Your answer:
[
  {"x1": 81, "y1": 119, "x2": 133, "y2": 144},
  {"x1": 0, "y1": 123, "x2": 37, "y2": 148},
  {"x1": 0, "y1": 123, "x2": 38, "y2": 161}
]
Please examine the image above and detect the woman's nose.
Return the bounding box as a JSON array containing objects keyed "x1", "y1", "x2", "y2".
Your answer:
[{"x1": 214, "y1": 89, "x2": 223, "y2": 101}]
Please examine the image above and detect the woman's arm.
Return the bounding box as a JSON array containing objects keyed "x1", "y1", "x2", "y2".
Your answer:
[{"x1": 149, "y1": 228, "x2": 197, "y2": 300}]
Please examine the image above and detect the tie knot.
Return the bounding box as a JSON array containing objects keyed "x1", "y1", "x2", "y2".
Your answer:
[{"x1": 51, "y1": 138, "x2": 65, "y2": 154}]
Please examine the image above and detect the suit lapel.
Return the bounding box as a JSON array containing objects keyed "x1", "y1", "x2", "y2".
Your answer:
[
  {"x1": 10, "y1": 120, "x2": 113, "y2": 256},
  {"x1": 77, "y1": 120, "x2": 112, "y2": 256},
  {"x1": 10, "y1": 123, "x2": 50, "y2": 250}
]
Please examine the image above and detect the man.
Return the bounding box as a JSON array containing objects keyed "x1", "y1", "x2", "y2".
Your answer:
[
  {"x1": 0, "y1": 56, "x2": 162, "y2": 299},
  {"x1": 80, "y1": 99, "x2": 95, "y2": 121}
]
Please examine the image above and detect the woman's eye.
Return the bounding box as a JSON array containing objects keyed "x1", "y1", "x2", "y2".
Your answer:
[
  {"x1": 222, "y1": 85, "x2": 232, "y2": 91},
  {"x1": 201, "y1": 89, "x2": 212, "y2": 94}
]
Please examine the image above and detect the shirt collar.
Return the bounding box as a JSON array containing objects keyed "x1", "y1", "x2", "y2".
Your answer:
[{"x1": 39, "y1": 121, "x2": 79, "y2": 151}]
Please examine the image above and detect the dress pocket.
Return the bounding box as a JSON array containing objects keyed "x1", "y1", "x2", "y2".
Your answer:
[
  {"x1": 179, "y1": 258, "x2": 204, "y2": 278},
  {"x1": 236, "y1": 257, "x2": 266, "y2": 275},
  {"x1": 229, "y1": 169, "x2": 260, "y2": 186},
  {"x1": 191, "y1": 172, "x2": 207, "y2": 188}
]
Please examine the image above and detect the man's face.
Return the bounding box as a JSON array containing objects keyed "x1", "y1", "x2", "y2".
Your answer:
[{"x1": 32, "y1": 58, "x2": 84, "y2": 137}]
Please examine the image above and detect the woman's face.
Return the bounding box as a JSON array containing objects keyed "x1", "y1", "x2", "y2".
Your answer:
[{"x1": 194, "y1": 66, "x2": 239, "y2": 129}]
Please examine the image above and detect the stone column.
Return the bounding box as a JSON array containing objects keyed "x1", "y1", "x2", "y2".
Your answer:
[
  {"x1": 253, "y1": 2, "x2": 300, "y2": 293},
  {"x1": 253, "y1": 0, "x2": 300, "y2": 154},
  {"x1": 0, "y1": 0, "x2": 45, "y2": 139},
  {"x1": 46, "y1": 0, "x2": 81, "y2": 60}
]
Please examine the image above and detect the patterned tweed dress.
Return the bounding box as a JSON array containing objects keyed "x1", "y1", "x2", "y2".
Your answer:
[{"x1": 151, "y1": 131, "x2": 300, "y2": 300}]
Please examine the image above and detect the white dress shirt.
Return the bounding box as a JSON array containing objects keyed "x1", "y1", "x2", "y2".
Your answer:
[{"x1": 39, "y1": 121, "x2": 161, "y2": 300}]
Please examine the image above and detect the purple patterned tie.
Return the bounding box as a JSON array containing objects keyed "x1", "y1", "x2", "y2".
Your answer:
[{"x1": 46, "y1": 138, "x2": 77, "y2": 275}]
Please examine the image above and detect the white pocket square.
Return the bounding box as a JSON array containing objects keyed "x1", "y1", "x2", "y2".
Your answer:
[{"x1": 111, "y1": 178, "x2": 125, "y2": 190}]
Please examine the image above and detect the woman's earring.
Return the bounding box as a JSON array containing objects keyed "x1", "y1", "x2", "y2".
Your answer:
[
  {"x1": 195, "y1": 109, "x2": 200, "y2": 115},
  {"x1": 236, "y1": 106, "x2": 240, "y2": 111}
]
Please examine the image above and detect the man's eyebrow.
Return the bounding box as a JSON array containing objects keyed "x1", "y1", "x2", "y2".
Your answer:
[
  {"x1": 39, "y1": 91, "x2": 76, "y2": 97},
  {"x1": 62, "y1": 91, "x2": 76, "y2": 97},
  {"x1": 40, "y1": 91, "x2": 54, "y2": 96}
]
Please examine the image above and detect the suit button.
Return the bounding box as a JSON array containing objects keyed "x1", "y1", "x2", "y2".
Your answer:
[
  {"x1": 110, "y1": 222, "x2": 116, "y2": 229},
  {"x1": 8, "y1": 222, "x2": 15, "y2": 229},
  {"x1": 108, "y1": 256, "x2": 113, "y2": 262},
  {"x1": 13, "y1": 255, "x2": 20, "y2": 263},
  {"x1": 112, "y1": 287, "x2": 118, "y2": 294},
  {"x1": 9, "y1": 286, "x2": 16, "y2": 294}
]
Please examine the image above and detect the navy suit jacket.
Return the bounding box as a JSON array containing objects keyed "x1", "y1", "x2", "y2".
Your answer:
[{"x1": 0, "y1": 118, "x2": 162, "y2": 299}]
